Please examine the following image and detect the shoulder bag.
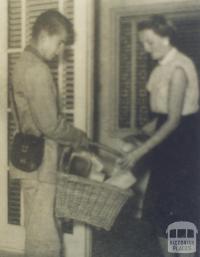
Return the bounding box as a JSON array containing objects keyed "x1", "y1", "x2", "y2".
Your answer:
[{"x1": 10, "y1": 85, "x2": 44, "y2": 172}]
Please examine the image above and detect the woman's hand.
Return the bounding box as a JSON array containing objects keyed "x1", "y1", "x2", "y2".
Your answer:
[
  {"x1": 120, "y1": 139, "x2": 142, "y2": 153},
  {"x1": 141, "y1": 119, "x2": 157, "y2": 136},
  {"x1": 118, "y1": 150, "x2": 141, "y2": 169}
]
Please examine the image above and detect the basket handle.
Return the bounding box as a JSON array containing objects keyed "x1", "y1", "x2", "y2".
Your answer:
[{"x1": 89, "y1": 141, "x2": 123, "y2": 158}]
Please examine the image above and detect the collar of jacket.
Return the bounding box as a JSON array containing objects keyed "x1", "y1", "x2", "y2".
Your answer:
[{"x1": 25, "y1": 45, "x2": 46, "y2": 63}]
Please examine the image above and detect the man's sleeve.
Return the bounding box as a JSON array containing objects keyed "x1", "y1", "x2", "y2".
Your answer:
[{"x1": 25, "y1": 65, "x2": 85, "y2": 145}]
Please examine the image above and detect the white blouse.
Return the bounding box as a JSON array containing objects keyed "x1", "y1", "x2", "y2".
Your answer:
[{"x1": 147, "y1": 48, "x2": 199, "y2": 115}]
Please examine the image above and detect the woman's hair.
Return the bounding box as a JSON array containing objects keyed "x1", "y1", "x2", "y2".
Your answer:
[
  {"x1": 32, "y1": 10, "x2": 74, "y2": 44},
  {"x1": 138, "y1": 15, "x2": 177, "y2": 44}
]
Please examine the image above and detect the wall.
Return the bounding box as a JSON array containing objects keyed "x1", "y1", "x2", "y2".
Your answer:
[{"x1": 97, "y1": 0, "x2": 198, "y2": 148}]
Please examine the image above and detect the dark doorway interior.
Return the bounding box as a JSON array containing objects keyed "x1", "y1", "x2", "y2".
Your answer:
[{"x1": 175, "y1": 17, "x2": 200, "y2": 81}]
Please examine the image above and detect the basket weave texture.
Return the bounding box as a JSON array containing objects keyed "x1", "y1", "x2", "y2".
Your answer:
[{"x1": 55, "y1": 173, "x2": 132, "y2": 231}]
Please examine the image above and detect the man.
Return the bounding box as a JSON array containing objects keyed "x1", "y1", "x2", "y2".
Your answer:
[{"x1": 11, "y1": 10, "x2": 88, "y2": 257}]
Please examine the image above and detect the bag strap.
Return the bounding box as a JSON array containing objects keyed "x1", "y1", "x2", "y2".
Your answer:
[{"x1": 10, "y1": 83, "x2": 22, "y2": 132}]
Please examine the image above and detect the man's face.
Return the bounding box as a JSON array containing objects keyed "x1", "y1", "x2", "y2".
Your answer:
[{"x1": 39, "y1": 29, "x2": 68, "y2": 61}]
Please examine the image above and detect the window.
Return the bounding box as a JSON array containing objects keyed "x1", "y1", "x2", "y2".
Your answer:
[{"x1": 113, "y1": 16, "x2": 153, "y2": 137}]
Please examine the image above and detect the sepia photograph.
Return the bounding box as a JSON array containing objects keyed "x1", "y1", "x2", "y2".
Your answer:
[{"x1": 0, "y1": 0, "x2": 199, "y2": 257}]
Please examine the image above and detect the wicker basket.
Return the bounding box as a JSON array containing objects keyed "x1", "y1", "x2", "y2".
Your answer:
[{"x1": 55, "y1": 173, "x2": 132, "y2": 231}]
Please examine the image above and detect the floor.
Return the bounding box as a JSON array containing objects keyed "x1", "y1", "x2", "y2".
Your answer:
[
  {"x1": 93, "y1": 219, "x2": 200, "y2": 257},
  {"x1": 1, "y1": 219, "x2": 199, "y2": 257},
  {"x1": 92, "y1": 219, "x2": 163, "y2": 257},
  {"x1": 92, "y1": 190, "x2": 163, "y2": 257},
  {"x1": 0, "y1": 220, "x2": 161, "y2": 257},
  {"x1": 92, "y1": 195, "x2": 200, "y2": 257}
]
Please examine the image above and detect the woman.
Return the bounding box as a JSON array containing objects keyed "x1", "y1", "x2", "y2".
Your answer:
[{"x1": 120, "y1": 15, "x2": 200, "y2": 257}]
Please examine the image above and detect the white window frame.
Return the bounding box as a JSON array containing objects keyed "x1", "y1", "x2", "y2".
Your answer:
[{"x1": 63, "y1": 1, "x2": 95, "y2": 257}]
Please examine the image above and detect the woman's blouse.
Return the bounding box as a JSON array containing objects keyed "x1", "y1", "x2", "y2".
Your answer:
[{"x1": 147, "y1": 47, "x2": 199, "y2": 115}]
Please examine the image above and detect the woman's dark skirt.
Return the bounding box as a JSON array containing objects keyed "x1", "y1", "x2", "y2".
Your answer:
[{"x1": 142, "y1": 113, "x2": 200, "y2": 237}]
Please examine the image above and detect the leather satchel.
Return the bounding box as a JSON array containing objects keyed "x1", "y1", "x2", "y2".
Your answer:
[
  {"x1": 10, "y1": 82, "x2": 44, "y2": 172},
  {"x1": 11, "y1": 132, "x2": 44, "y2": 172}
]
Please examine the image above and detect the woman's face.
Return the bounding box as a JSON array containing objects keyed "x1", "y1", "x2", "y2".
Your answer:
[{"x1": 139, "y1": 29, "x2": 170, "y2": 61}]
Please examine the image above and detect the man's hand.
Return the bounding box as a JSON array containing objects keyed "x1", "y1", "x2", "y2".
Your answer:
[
  {"x1": 79, "y1": 133, "x2": 90, "y2": 149},
  {"x1": 73, "y1": 131, "x2": 90, "y2": 150}
]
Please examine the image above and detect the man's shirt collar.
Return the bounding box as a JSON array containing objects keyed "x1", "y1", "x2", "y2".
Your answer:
[{"x1": 25, "y1": 45, "x2": 45, "y2": 62}]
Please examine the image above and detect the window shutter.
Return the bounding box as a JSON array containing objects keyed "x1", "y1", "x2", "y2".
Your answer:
[
  {"x1": 59, "y1": 52, "x2": 74, "y2": 113},
  {"x1": 7, "y1": 5, "x2": 20, "y2": 199},
  {"x1": 8, "y1": 0, "x2": 22, "y2": 48},
  {"x1": 64, "y1": 0, "x2": 74, "y2": 21},
  {"x1": 60, "y1": 0, "x2": 75, "y2": 124},
  {"x1": 116, "y1": 16, "x2": 152, "y2": 133},
  {"x1": 118, "y1": 17, "x2": 133, "y2": 129},
  {"x1": 135, "y1": 39, "x2": 151, "y2": 128},
  {"x1": 8, "y1": 179, "x2": 21, "y2": 225}
]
